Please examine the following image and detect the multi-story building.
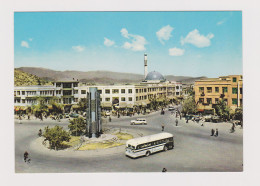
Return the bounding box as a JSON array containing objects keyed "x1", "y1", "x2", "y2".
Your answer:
[
  {"x1": 14, "y1": 54, "x2": 183, "y2": 112},
  {"x1": 194, "y1": 75, "x2": 243, "y2": 114}
]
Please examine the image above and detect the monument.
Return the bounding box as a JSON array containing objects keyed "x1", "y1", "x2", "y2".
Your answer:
[{"x1": 86, "y1": 87, "x2": 102, "y2": 138}]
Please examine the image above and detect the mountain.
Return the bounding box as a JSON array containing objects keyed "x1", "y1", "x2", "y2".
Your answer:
[
  {"x1": 16, "y1": 67, "x2": 205, "y2": 84},
  {"x1": 14, "y1": 69, "x2": 52, "y2": 86}
]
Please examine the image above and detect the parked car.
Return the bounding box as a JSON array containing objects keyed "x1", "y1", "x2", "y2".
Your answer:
[
  {"x1": 168, "y1": 107, "x2": 175, "y2": 111},
  {"x1": 69, "y1": 113, "x2": 79, "y2": 118},
  {"x1": 211, "y1": 116, "x2": 222, "y2": 123},
  {"x1": 65, "y1": 113, "x2": 70, "y2": 118},
  {"x1": 130, "y1": 118, "x2": 147, "y2": 125},
  {"x1": 203, "y1": 115, "x2": 212, "y2": 122}
]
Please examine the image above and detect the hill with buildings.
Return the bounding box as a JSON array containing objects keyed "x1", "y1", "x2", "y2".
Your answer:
[
  {"x1": 16, "y1": 67, "x2": 205, "y2": 85},
  {"x1": 14, "y1": 69, "x2": 52, "y2": 86}
]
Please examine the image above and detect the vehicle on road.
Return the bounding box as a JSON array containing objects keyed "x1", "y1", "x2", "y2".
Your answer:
[
  {"x1": 125, "y1": 132, "x2": 174, "y2": 158},
  {"x1": 168, "y1": 106, "x2": 175, "y2": 111},
  {"x1": 211, "y1": 116, "x2": 222, "y2": 123},
  {"x1": 69, "y1": 113, "x2": 79, "y2": 118},
  {"x1": 64, "y1": 113, "x2": 70, "y2": 118},
  {"x1": 130, "y1": 118, "x2": 147, "y2": 125},
  {"x1": 203, "y1": 115, "x2": 212, "y2": 122}
]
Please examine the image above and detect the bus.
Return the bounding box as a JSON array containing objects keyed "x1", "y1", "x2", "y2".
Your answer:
[{"x1": 125, "y1": 132, "x2": 174, "y2": 158}]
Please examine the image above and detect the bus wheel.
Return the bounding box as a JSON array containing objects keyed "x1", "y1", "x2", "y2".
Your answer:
[
  {"x1": 145, "y1": 151, "x2": 151, "y2": 157},
  {"x1": 164, "y1": 146, "x2": 168, "y2": 151}
]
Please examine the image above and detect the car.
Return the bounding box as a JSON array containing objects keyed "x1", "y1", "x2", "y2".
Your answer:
[
  {"x1": 64, "y1": 113, "x2": 70, "y2": 118},
  {"x1": 130, "y1": 118, "x2": 147, "y2": 125},
  {"x1": 203, "y1": 115, "x2": 212, "y2": 122},
  {"x1": 168, "y1": 107, "x2": 175, "y2": 111},
  {"x1": 69, "y1": 113, "x2": 79, "y2": 118},
  {"x1": 212, "y1": 116, "x2": 222, "y2": 123}
]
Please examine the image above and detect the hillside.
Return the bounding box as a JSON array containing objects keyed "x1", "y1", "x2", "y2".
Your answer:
[
  {"x1": 14, "y1": 69, "x2": 52, "y2": 86},
  {"x1": 16, "y1": 67, "x2": 205, "y2": 84}
]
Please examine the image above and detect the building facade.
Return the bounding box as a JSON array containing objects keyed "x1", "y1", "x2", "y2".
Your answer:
[{"x1": 194, "y1": 75, "x2": 243, "y2": 113}]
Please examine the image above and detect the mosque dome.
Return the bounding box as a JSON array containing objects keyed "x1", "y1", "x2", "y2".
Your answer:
[{"x1": 145, "y1": 71, "x2": 166, "y2": 82}]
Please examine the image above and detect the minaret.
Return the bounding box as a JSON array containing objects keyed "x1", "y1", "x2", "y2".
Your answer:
[{"x1": 144, "y1": 53, "x2": 148, "y2": 79}]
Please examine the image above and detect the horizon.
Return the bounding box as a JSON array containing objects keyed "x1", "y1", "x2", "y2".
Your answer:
[{"x1": 14, "y1": 11, "x2": 242, "y2": 78}]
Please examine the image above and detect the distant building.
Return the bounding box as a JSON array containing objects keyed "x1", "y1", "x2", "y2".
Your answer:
[
  {"x1": 14, "y1": 54, "x2": 183, "y2": 111},
  {"x1": 194, "y1": 75, "x2": 243, "y2": 114}
]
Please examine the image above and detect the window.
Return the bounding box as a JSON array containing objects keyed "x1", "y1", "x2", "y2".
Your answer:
[
  {"x1": 215, "y1": 98, "x2": 219, "y2": 104},
  {"x1": 121, "y1": 97, "x2": 125, "y2": 101},
  {"x1": 128, "y1": 89, "x2": 132, "y2": 94},
  {"x1": 73, "y1": 82, "x2": 78, "y2": 87},
  {"x1": 232, "y1": 98, "x2": 238, "y2": 105},
  {"x1": 240, "y1": 88, "x2": 243, "y2": 94},
  {"x1": 22, "y1": 99, "x2": 25, "y2": 103},
  {"x1": 233, "y1": 77, "x2": 237, "y2": 82},
  {"x1": 98, "y1": 90, "x2": 102, "y2": 94},
  {"x1": 176, "y1": 86, "x2": 179, "y2": 89},
  {"x1": 199, "y1": 98, "x2": 204, "y2": 103},
  {"x1": 136, "y1": 89, "x2": 138, "y2": 93},
  {"x1": 176, "y1": 92, "x2": 179, "y2": 95},
  {"x1": 14, "y1": 91, "x2": 16, "y2": 96},
  {"x1": 222, "y1": 87, "x2": 228, "y2": 93},
  {"x1": 144, "y1": 88, "x2": 147, "y2": 92},
  {"x1": 73, "y1": 90, "x2": 78, "y2": 94},
  {"x1": 128, "y1": 97, "x2": 133, "y2": 101},
  {"x1": 100, "y1": 98, "x2": 102, "y2": 101},
  {"x1": 105, "y1": 98, "x2": 110, "y2": 102},
  {"x1": 121, "y1": 89, "x2": 125, "y2": 94},
  {"x1": 232, "y1": 88, "x2": 238, "y2": 94},
  {"x1": 144, "y1": 95, "x2": 147, "y2": 99},
  {"x1": 136, "y1": 97, "x2": 138, "y2": 101},
  {"x1": 207, "y1": 87, "x2": 212, "y2": 93},
  {"x1": 207, "y1": 98, "x2": 212, "y2": 104},
  {"x1": 74, "y1": 98, "x2": 78, "y2": 102},
  {"x1": 215, "y1": 87, "x2": 219, "y2": 93},
  {"x1": 199, "y1": 87, "x2": 204, "y2": 93},
  {"x1": 112, "y1": 89, "x2": 119, "y2": 94},
  {"x1": 17, "y1": 91, "x2": 20, "y2": 95},
  {"x1": 56, "y1": 83, "x2": 61, "y2": 87},
  {"x1": 81, "y1": 90, "x2": 86, "y2": 94},
  {"x1": 22, "y1": 91, "x2": 25, "y2": 95},
  {"x1": 105, "y1": 89, "x2": 110, "y2": 94},
  {"x1": 63, "y1": 90, "x2": 72, "y2": 95},
  {"x1": 63, "y1": 83, "x2": 72, "y2": 88}
]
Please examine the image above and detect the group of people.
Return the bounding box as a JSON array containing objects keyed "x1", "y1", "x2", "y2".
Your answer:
[{"x1": 211, "y1": 128, "x2": 218, "y2": 137}]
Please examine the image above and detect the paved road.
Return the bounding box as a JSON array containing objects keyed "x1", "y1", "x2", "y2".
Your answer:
[{"x1": 15, "y1": 110, "x2": 243, "y2": 173}]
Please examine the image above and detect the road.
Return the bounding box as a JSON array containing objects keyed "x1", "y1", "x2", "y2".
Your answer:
[{"x1": 15, "y1": 109, "x2": 243, "y2": 173}]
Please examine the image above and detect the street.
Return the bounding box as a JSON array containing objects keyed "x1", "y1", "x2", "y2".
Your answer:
[{"x1": 15, "y1": 109, "x2": 243, "y2": 173}]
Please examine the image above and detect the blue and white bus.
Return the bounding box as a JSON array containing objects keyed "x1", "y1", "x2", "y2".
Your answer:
[{"x1": 125, "y1": 132, "x2": 174, "y2": 158}]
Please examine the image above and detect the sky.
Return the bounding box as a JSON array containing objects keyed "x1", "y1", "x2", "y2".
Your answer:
[{"x1": 14, "y1": 11, "x2": 242, "y2": 77}]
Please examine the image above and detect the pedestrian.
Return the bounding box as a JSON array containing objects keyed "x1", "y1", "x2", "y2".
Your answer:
[
  {"x1": 24, "y1": 151, "x2": 29, "y2": 162},
  {"x1": 186, "y1": 118, "x2": 189, "y2": 123},
  {"x1": 215, "y1": 128, "x2": 218, "y2": 137},
  {"x1": 161, "y1": 123, "x2": 165, "y2": 131},
  {"x1": 175, "y1": 119, "x2": 178, "y2": 126},
  {"x1": 211, "y1": 129, "x2": 215, "y2": 136},
  {"x1": 38, "y1": 129, "x2": 42, "y2": 137},
  {"x1": 27, "y1": 114, "x2": 30, "y2": 120},
  {"x1": 201, "y1": 122, "x2": 204, "y2": 126},
  {"x1": 109, "y1": 116, "x2": 112, "y2": 122},
  {"x1": 162, "y1": 168, "x2": 167, "y2": 172}
]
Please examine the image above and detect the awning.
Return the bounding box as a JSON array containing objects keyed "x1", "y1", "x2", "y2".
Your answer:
[
  {"x1": 119, "y1": 102, "x2": 127, "y2": 108},
  {"x1": 48, "y1": 105, "x2": 53, "y2": 109},
  {"x1": 126, "y1": 103, "x2": 134, "y2": 108},
  {"x1": 72, "y1": 104, "x2": 80, "y2": 109},
  {"x1": 14, "y1": 106, "x2": 26, "y2": 111},
  {"x1": 101, "y1": 102, "x2": 112, "y2": 108}
]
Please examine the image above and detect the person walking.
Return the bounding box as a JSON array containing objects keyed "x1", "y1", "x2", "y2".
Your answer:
[
  {"x1": 161, "y1": 123, "x2": 165, "y2": 131},
  {"x1": 162, "y1": 168, "x2": 167, "y2": 172},
  {"x1": 215, "y1": 128, "x2": 218, "y2": 137},
  {"x1": 211, "y1": 129, "x2": 215, "y2": 136},
  {"x1": 18, "y1": 115, "x2": 22, "y2": 124},
  {"x1": 38, "y1": 129, "x2": 42, "y2": 137},
  {"x1": 109, "y1": 116, "x2": 112, "y2": 122},
  {"x1": 24, "y1": 151, "x2": 29, "y2": 162},
  {"x1": 175, "y1": 119, "x2": 178, "y2": 126}
]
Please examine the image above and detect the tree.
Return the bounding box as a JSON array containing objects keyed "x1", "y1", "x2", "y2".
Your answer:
[
  {"x1": 234, "y1": 107, "x2": 243, "y2": 121},
  {"x1": 149, "y1": 97, "x2": 159, "y2": 110},
  {"x1": 43, "y1": 125, "x2": 71, "y2": 150},
  {"x1": 215, "y1": 99, "x2": 230, "y2": 120},
  {"x1": 68, "y1": 117, "x2": 86, "y2": 136},
  {"x1": 49, "y1": 97, "x2": 64, "y2": 115},
  {"x1": 77, "y1": 98, "x2": 87, "y2": 111},
  {"x1": 32, "y1": 96, "x2": 48, "y2": 116},
  {"x1": 182, "y1": 96, "x2": 197, "y2": 115}
]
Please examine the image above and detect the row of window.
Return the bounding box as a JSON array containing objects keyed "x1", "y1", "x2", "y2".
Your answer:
[
  {"x1": 199, "y1": 98, "x2": 242, "y2": 105},
  {"x1": 104, "y1": 97, "x2": 133, "y2": 102},
  {"x1": 199, "y1": 87, "x2": 242, "y2": 94},
  {"x1": 136, "y1": 137, "x2": 173, "y2": 150}
]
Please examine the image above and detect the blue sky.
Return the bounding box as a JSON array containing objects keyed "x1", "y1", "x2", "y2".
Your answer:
[{"x1": 14, "y1": 11, "x2": 242, "y2": 77}]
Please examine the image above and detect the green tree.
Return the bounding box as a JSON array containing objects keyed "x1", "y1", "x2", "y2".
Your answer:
[
  {"x1": 215, "y1": 99, "x2": 230, "y2": 119},
  {"x1": 68, "y1": 117, "x2": 86, "y2": 136},
  {"x1": 32, "y1": 96, "x2": 48, "y2": 115},
  {"x1": 43, "y1": 125, "x2": 71, "y2": 150},
  {"x1": 77, "y1": 98, "x2": 87, "y2": 111},
  {"x1": 49, "y1": 97, "x2": 64, "y2": 115},
  {"x1": 182, "y1": 96, "x2": 197, "y2": 115},
  {"x1": 149, "y1": 97, "x2": 159, "y2": 110},
  {"x1": 234, "y1": 107, "x2": 243, "y2": 121}
]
